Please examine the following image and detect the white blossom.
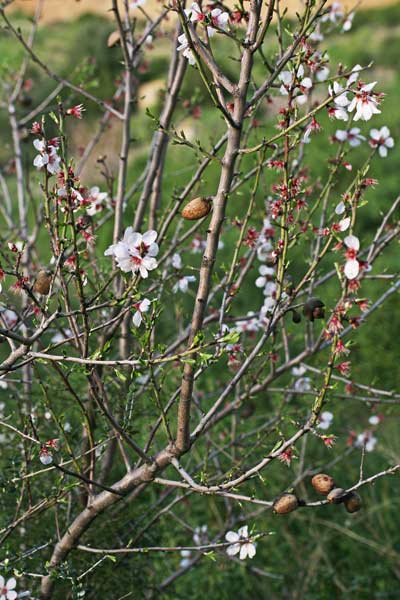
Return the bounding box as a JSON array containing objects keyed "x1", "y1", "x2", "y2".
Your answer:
[
  {"x1": 171, "y1": 253, "x2": 183, "y2": 269},
  {"x1": 317, "y1": 411, "x2": 334, "y2": 430},
  {"x1": 255, "y1": 265, "x2": 275, "y2": 289},
  {"x1": 369, "y1": 126, "x2": 394, "y2": 158},
  {"x1": 105, "y1": 228, "x2": 159, "y2": 278},
  {"x1": 356, "y1": 432, "x2": 377, "y2": 452},
  {"x1": 294, "y1": 377, "x2": 312, "y2": 393},
  {"x1": 0, "y1": 576, "x2": 17, "y2": 600},
  {"x1": 173, "y1": 275, "x2": 196, "y2": 293},
  {"x1": 348, "y1": 82, "x2": 381, "y2": 121},
  {"x1": 225, "y1": 526, "x2": 256, "y2": 560},
  {"x1": 344, "y1": 235, "x2": 360, "y2": 280},
  {"x1": 177, "y1": 33, "x2": 195, "y2": 65},
  {"x1": 132, "y1": 298, "x2": 151, "y2": 327},
  {"x1": 208, "y1": 8, "x2": 229, "y2": 36},
  {"x1": 335, "y1": 201, "x2": 346, "y2": 215},
  {"x1": 335, "y1": 127, "x2": 365, "y2": 147},
  {"x1": 86, "y1": 187, "x2": 110, "y2": 216},
  {"x1": 33, "y1": 139, "x2": 61, "y2": 174},
  {"x1": 342, "y1": 11, "x2": 355, "y2": 32}
]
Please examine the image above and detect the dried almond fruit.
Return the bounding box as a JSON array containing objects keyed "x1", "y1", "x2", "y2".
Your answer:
[
  {"x1": 107, "y1": 30, "x2": 121, "y2": 48},
  {"x1": 344, "y1": 491, "x2": 362, "y2": 513},
  {"x1": 327, "y1": 487, "x2": 346, "y2": 504},
  {"x1": 181, "y1": 197, "x2": 212, "y2": 220},
  {"x1": 272, "y1": 493, "x2": 299, "y2": 514},
  {"x1": 33, "y1": 269, "x2": 52, "y2": 295},
  {"x1": 311, "y1": 474, "x2": 335, "y2": 496}
]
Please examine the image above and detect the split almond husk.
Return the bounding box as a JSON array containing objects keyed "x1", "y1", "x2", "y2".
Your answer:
[{"x1": 181, "y1": 197, "x2": 212, "y2": 220}]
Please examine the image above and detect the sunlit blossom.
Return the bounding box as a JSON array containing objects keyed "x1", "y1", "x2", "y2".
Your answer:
[{"x1": 105, "y1": 228, "x2": 159, "y2": 278}]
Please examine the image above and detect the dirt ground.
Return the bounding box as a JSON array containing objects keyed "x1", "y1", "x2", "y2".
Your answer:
[{"x1": 10, "y1": 0, "x2": 400, "y2": 24}]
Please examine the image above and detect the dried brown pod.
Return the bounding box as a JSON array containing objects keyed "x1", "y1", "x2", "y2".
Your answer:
[
  {"x1": 273, "y1": 493, "x2": 299, "y2": 515},
  {"x1": 344, "y1": 491, "x2": 362, "y2": 513},
  {"x1": 327, "y1": 487, "x2": 346, "y2": 504},
  {"x1": 181, "y1": 197, "x2": 212, "y2": 220},
  {"x1": 303, "y1": 297, "x2": 325, "y2": 322},
  {"x1": 33, "y1": 270, "x2": 52, "y2": 295},
  {"x1": 107, "y1": 30, "x2": 121, "y2": 48},
  {"x1": 311, "y1": 474, "x2": 335, "y2": 496}
]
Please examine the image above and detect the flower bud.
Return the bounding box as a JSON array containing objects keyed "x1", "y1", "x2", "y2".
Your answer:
[
  {"x1": 273, "y1": 493, "x2": 299, "y2": 514},
  {"x1": 303, "y1": 297, "x2": 325, "y2": 322},
  {"x1": 327, "y1": 487, "x2": 346, "y2": 504},
  {"x1": 344, "y1": 491, "x2": 362, "y2": 513},
  {"x1": 311, "y1": 473, "x2": 335, "y2": 496},
  {"x1": 182, "y1": 197, "x2": 212, "y2": 220}
]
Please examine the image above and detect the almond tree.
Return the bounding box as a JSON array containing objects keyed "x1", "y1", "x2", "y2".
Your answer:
[{"x1": 0, "y1": 0, "x2": 399, "y2": 597}]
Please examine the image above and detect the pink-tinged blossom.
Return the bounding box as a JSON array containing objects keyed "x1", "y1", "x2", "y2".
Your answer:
[
  {"x1": 278, "y1": 447, "x2": 293, "y2": 466},
  {"x1": 173, "y1": 275, "x2": 196, "y2": 293},
  {"x1": 235, "y1": 312, "x2": 260, "y2": 333},
  {"x1": 105, "y1": 228, "x2": 159, "y2": 278},
  {"x1": 328, "y1": 81, "x2": 350, "y2": 121},
  {"x1": 368, "y1": 415, "x2": 382, "y2": 426},
  {"x1": 356, "y1": 431, "x2": 377, "y2": 452},
  {"x1": 342, "y1": 11, "x2": 355, "y2": 32},
  {"x1": 66, "y1": 104, "x2": 85, "y2": 119},
  {"x1": 334, "y1": 128, "x2": 365, "y2": 147},
  {"x1": 344, "y1": 234, "x2": 360, "y2": 280},
  {"x1": 209, "y1": 8, "x2": 229, "y2": 36},
  {"x1": 31, "y1": 121, "x2": 42, "y2": 135},
  {"x1": 337, "y1": 361, "x2": 351, "y2": 376},
  {"x1": 321, "y1": 434, "x2": 336, "y2": 448},
  {"x1": 317, "y1": 411, "x2": 333, "y2": 430},
  {"x1": 0, "y1": 309, "x2": 18, "y2": 330},
  {"x1": 33, "y1": 139, "x2": 61, "y2": 174},
  {"x1": 185, "y1": 2, "x2": 205, "y2": 22},
  {"x1": 279, "y1": 65, "x2": 312, "y2": 105},
  {"x1": 348, "y1": 82, "x2": 381, "y2": 121},
  {"x1": 334, "y1": 339, "x2": 350, "y2": 356},
  {"x1": 86, "y1": 187, "x2": 110, "y2": 216},
  {"x1": 225, "y1": 526, "x2": 256, "y2": 560},
  {"x1": 369, "y1": 126, "x2": 394, "y2": 158},
  {"x1": 57, "y1": 185, "x2": 84, "y2": 212},
  {"x1": 132, "y1": 298, "x2": 151, "y2": 327},
  {"x1": 321, "y1": 2, "x2": 344, "y2": 24},
  {"x1": 177, "y1": 34, "x2": 195, "y2": 65},
  {"x1": 39, "y1": 446, "x2": 53, "y2": 465},
  {"x1": 0, "y1": 576, "x2": 17, "y2": 600}
]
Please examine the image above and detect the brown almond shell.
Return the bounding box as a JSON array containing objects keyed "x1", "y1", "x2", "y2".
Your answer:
[
  {"x1": 272, "y1": 493, "x2": 299, "y2": 515},
  {"x1": 311, "y1": 474, "x2": 335, "y2": 496},
  {"x1": 181, "y1": 197, "x2": 211, "y2": 220}
]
